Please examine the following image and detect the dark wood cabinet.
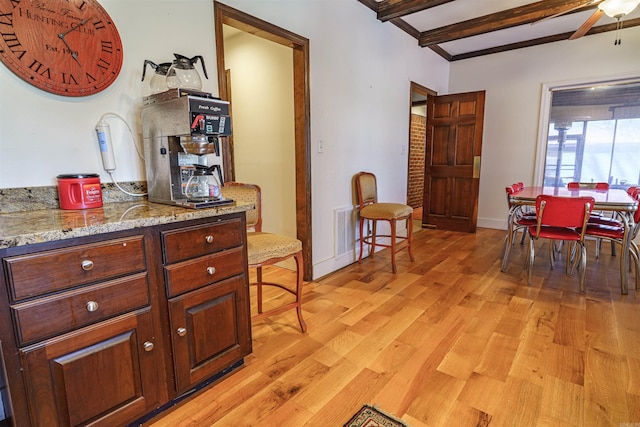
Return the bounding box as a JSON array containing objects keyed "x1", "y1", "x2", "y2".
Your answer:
[
  {"x1": 0, "y1": 212, "x2": 251, "y2": 427},
  {"x1": 169, "y1": 276, "x2": 250, "y2": 391},
  {"x1": 19, "y1": 309, "x2": 161, "y2": 427},
  {"x1": 162, "y1": 216, "x2": 251, "y2": 393}
]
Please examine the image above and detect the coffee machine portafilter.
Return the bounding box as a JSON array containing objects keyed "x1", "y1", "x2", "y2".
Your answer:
[{"x1": 141, "y1": 89, "x2": 233, "y2": 209}]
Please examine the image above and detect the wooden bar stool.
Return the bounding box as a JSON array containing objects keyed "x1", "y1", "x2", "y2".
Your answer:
[
  {"x1": 221, "y1": 183, "x2": 306, "y2": 332},
  {"x1": 355, "y1": 171, "x2": 414, "y2": 273}
]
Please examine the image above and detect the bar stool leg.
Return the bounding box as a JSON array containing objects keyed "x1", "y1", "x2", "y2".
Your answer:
[
  {"x1": 294, "y1": 251, "x2": 307, "y2": 332},
  {"x1": 407, "y1": 214, "x2": 414, "y2": 262},
  {"x1": 257, "y1": 266, "x2": 263, "y2": 314},
  {"x1": 390, "y1": 219, "x2": 397, "y2": 274}
]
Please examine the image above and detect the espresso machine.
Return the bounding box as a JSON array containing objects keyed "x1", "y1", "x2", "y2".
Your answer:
[{"x1": 141, "y1": 89, "x2": 233, "y2": 208}]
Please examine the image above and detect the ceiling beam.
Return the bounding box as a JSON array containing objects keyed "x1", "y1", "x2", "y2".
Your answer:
[
  {"x1": 377, "y1": 0, "x2": 455, "y2": 22},
  {"x1": 418, "y1": 0, "x2": 597, "y2": 47},
  {"x1": 449, "y1": 17, "x2": 640, "y2": 61}
]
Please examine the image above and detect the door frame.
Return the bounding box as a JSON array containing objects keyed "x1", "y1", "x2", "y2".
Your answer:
[
  {"x1": 214, "y1": 2, "x2": 312, "y2": 280},
  {"x1": 407, "y1": 82, "x2": 436, "y2": 214}
]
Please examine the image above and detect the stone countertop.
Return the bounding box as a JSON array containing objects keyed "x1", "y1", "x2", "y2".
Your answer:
[{"x1": 0, "y1": 200, "x2": 253, "y2": 249}]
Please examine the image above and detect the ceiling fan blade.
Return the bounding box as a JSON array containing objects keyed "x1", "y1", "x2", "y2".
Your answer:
[
  {"x1": 569, "y1": 9, "x2": 605, "y2": 39},
  {"x1": 532, "y1": 0, "x2": 601, "y2": 25}
]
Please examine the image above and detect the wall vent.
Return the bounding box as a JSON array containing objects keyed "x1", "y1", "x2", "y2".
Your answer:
[{"x1": 334, "y1": 206, "x2": 357, "y2": 259}]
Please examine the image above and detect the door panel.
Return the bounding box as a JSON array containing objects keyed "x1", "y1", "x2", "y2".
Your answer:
[{"x1": 423, "y1": 91, "x2": 485, "y2": 232}]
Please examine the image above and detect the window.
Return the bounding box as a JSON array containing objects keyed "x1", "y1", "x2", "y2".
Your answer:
[{"x1": 538, "y1": 79, "x2": 640, "y2": 189}]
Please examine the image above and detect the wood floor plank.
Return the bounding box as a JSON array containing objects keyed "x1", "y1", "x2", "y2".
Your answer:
[
  {"x1": 584, "y1": 347, "x2": 630, "y2": 424},
  {"x1": 539, "y1": 375, "x2": 584, "y2": 425}
]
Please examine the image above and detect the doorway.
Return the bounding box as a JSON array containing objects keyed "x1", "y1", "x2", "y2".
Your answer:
[
  {"x1": 407, "y1": 82, "x2": 435, "y2": 228},
  {"x1": 214, "y1": 2, "x2": 312, "y2": 280}
]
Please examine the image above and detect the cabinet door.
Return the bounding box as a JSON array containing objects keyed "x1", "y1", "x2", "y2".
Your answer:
[
  {"x1": 20, "y1": 309, "x2": 162, "y2": 427},
  {"x1": 169, "y1": 276, "x2": 251, "y2": 392}
]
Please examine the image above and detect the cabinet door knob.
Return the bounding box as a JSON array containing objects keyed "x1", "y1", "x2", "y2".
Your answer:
[
  {"x1": 81, "y1": 260, "x2": 94, "y2": 271},
  {"x1": 205, "y1": 235, "x2": 214, "y2": 243},
  {"x1": 143, "y1": 341, "x2": 154, "y2": 352},
  {"x1": 177, "y1": 327, "x2": 187, "y2": 337},
  {"x1": 207, "y1": 266, "x2": 216, "y2": 275},
  {"x1": 86, "y1": 301, "x2": 99, "y2": 312}
]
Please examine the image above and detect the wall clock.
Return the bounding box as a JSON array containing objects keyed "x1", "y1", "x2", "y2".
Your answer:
[{"x1": 0, "y1": 0, "x2": 123, "y2": 97}]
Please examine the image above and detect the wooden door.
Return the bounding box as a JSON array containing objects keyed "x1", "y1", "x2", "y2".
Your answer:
[
  {"x1": 168, "y1": 275, "x2": 251, "y2": 393},
  {"x1": 19, "y1": 309, "x2": 162, "y2": 427},
  {"x1": 422, "y1": 91, "x2": 485, "y2": 232}
]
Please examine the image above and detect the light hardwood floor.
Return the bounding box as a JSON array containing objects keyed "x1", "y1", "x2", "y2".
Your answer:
[{"x1": 147, "y1": 227, "x2": 640, "y2": 427}]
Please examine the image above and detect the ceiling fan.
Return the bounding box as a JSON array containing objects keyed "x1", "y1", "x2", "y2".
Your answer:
[{"x1": 537, "y1": 0, "x2": 640, "y2": 43}]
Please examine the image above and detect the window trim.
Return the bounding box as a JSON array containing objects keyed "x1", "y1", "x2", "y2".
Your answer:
[{"x1": 534, "y1": 72, "x2": 640, "y2": 186}]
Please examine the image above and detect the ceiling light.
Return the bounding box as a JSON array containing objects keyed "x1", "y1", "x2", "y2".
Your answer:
[{"x1": 598, "y1": 0, "x2": 640, "y2": 18}]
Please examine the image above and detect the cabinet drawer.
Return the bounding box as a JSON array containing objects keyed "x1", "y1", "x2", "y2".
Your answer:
[
  {"x1": 164, "y1": 247, "x2": 245, "y2": 297},
  {"x1": 162, "y1": 218, "x2": 244, "y2": 264},
  {"x1": 5, "y1": 236, "x2": 146, "y2": 301},
  {"x1": 12, "y1": 273, "x2": 150, "y2": 345}
]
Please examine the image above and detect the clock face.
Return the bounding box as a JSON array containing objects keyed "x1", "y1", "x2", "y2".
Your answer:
[{"x1": 0, "y1": 0, "x2": 123, "y2": 97}]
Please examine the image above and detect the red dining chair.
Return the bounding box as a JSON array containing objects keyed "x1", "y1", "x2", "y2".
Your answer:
[
  {"x1": 527, "y1": 195, "x2": 594, "y2": 292},
  {"x1": 584, "y1": 187, "x2": 640, "y2": 293},
  {"x1": 505, "y1": 184, "x2": 536, "y2": 247},
  {"x1": 567, "y1": 181, "x2": 619, "y2": 257}
]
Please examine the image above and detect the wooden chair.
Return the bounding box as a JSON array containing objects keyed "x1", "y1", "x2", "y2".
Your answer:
[
  {"x1": 355, "y1": 171, "x2": 414, "y2": 273},
  {"x1": 527, "y1": 195, "x2": 594, "y2": 292},
  {"x1": 221, "y1": 182, "x2": 306, "y2": 332}
]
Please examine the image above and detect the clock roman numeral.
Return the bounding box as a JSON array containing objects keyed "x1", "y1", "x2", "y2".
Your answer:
[
  {"x1": 76, "y1": 0, "x2": 87, "y2": 11},
  {"x1": 1, "y1": 32, "x2": 26, "y2": 59},
  {"x1": 92, "y1": 20, "x2": 105, "y2": 31},
  {"x1": 28, "y1": 59, "x2": 51, "y2": 80},
  {"x1": 96, "y1": 58, "x2": 110, "y2": 73},
  {"x1": 0, "y1": 12, "x2": 13, "y2": 26},
  {"x1": 101, "y1": 40, "x2": 113, "y2": 54},
  {"x1": 86, "y1": 72, "x2": 96, "y2": 83},
  {"x1": 61, "y1": 73, "x2": 79, "y2": 85}
]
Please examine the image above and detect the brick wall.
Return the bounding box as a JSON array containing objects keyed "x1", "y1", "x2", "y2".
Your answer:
[{"x1": 407, "y1": 114, "x2": 426, "y2": 208}]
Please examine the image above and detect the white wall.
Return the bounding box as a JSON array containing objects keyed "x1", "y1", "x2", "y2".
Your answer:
[
  {"x1": 0, "y1": 1, "x2": 221, "y2": 188},
  {"x1": 224, "y1": 29, "x2": 296, "y2": 238},
  {"x1": 221, "y1": 0, "x2": 450, "y2": 277},
  {"x1": 0, "y1": 0, "x2": 449, "y2": 279},
  {"x1": 449, "y1": 28, "x2": 640, "y2": 230}
]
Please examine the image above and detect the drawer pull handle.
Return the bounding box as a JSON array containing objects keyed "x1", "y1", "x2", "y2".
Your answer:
[
  {"x1": 143, "y1": 341, "x2": 154, "y2": 352},
  {"x1": 86, "y1": 301, "x2": 99, "y2": 312},
  {"x1": 205, "y1": 235, "x2": 214, "y2": 243},
  {"x1": 81, "y1": 260, "x2": 94, "y2": 271},
  {"x1": 177, "y1": 327, "x2": 187, "y2": 337},
  {"x1": 207, "y1": 266, "x2": 216, "y2": 275}
]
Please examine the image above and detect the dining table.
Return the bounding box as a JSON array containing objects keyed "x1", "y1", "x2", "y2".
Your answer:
[{"x1": 501, "y1": 186, "x2": 639, "y2": 294}]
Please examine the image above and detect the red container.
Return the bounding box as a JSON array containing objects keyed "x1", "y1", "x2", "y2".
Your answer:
[{"x1": 57, "y1": 174, "x2": 103, "y2": 210}]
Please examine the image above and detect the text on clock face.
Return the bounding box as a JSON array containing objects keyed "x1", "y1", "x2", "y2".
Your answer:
[{"x1": 16, "y1": 6, "x2": 98, "y2": 36}]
